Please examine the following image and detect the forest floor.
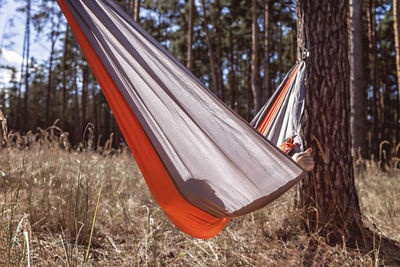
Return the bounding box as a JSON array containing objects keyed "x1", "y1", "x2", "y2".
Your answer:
[{"x1": 0, "y1": 131, "x2": 399, "y2": 266}]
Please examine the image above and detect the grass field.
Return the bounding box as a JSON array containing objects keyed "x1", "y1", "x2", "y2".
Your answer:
[{"x1": 0, "y1": 128, "x2": 399, "y2": 266}]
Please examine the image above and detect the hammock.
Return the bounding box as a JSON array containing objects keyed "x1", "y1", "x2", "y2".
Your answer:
[
  {"x1": 57, "y1": 0, "x2": 307, "y2": 239},
  {"x1": 252, "y1": 63, "x2": 306, "y2": 152}
]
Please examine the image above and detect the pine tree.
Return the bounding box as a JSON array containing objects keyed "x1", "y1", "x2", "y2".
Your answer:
[
  {"x1": 349, "y1": 0, "x2": 366, "y2": 158},
  {"x1": 367, "y1": 0, "x2": 379, "y2": 155},
  {"x1": 200, "y1": 0, "x2": 219, "y2": 95},
  {"x1": 251, "y1": 0, "x2": 262, "y2": 112},
  {"x1": 186, "y1": 0, "x2": 195, "y2": 70},
  {"x1": 296, "y1": 0, "x2": 362, "y2": 239},
  {"x1": 263, "y1": 0, "x2": 271, "y2": 102},
  {"x1": 394, "y1": 0, "x2": 400, "y2": 137}
]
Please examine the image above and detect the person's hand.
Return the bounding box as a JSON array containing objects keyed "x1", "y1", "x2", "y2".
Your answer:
[{"x1": 295, "y1": 148, "x2": 314, "y2": 171}]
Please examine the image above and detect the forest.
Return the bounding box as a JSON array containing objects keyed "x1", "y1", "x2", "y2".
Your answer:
[
  {"x1": 0, "y1": 0, "x2": 399, "y2": 265},
  {"x1": 0, "y1": 0, "x2": 398, "y2": 156}
]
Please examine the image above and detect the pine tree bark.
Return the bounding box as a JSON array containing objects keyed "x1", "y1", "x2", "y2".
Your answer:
[
  {"x1": 251, "y1": 0, "x2": 262, "y2": 112},
  {"x1": 129, "y1": 0, "x2": 134, "y2": 19},
  {"x1": 23, "y1": 0, "x2": 31, "y2": 131},
  {"x1": 394, "y1": 0, "x2": 400, "y2": 135},
  {"x1": 187, "y1": 0, "x2": 195, "y2": 70},
  {"x1": 130, "y1": 0, "x2": 140, "y2": 22},
  {"x1": 200, "y1": 0, "x2": 219, "y2": 94},
  {"x1": 134, "y1": 0, "x2": 140, "y2": 22},
  {"x1": 62, "y1": 25, "x2": 70, "y2": 130},
  {"x1": 72, "y1": 59, "x2": 81, "y2": 143},
  {"x1": 263, "y1": 0, "x2": 271, "y2": 102},
  {"x1": 81, "y1": 64, "x2": 89, "y2": 131},
  {"x1": 367, "y1": 0, "x2": 379, "y2": 156},
  {"x1": 277, "y1": 0, "x2": 283, "y2": 79},
  {"x1": 247, "y1": 55, "x2": 253, "y2": 121},
  {"x1": 92, "y1": 85, "x2": 99, "y2": 140},
  {"x1": 296, "y1": 0, "x2": 362, "y2": 239},
  {"x1": 349, "y1": 0, "x2": 366, "y2": 158},
  {"x1": 16, "y1": 26, "x2": 27, "y2": 130},
  {"x1": 290, "y1": 31, "x2": 296, "y2": 65},
  {"x1": 215, "y1": 0, "x2": 225, "y2": 102},
  {"x1": 45, "y1": 36, "x2": 55, "y2": 127},
  {"x1": 46, "y1": 14, "x2": 59, "y2": 127},
  {"x1": 228, "y1": 28, "x2": 237, "y2": 111}
]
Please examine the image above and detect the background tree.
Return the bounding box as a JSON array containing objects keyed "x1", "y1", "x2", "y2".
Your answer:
[
  {"x1": 296, "y1": 0, "x2": 362, "y2": 239},
  {"x1": 61, "y1": 24, "x2": 70, "y2": 130},
  {"x1": 16, "y1": 0, "x2": 32, "y2": 131},
  {"x1": 393, "y1": 0, "x2": 400, "y2": 143},
  {"x1": 375, "y1": 3, "x2": 398, "y2": 153},
  {"x1": 134, "y1": 0, "x2": 141, "y2": 21},
  {"x1": 251, "y1": 0, "x2": 261, "y2": 112},
  {"x1": 129, "y1": 0, "x2": 141, "y2": 22},
  {"x1": 263, "y1": 0, "x2": 271, "y2": 102},
  {"x1": 200, "y1": 0, "x2": 218, "y2": 95},
  {"x1": 366, "y1": 0, "x2": 379, "y2": 156},
  {"x1": 349, "y1": 0, "x2": 366, "y2": 158},
  {"x1": 31, "y1": 0, "x2": 62, "y2": 127},
  {"x1": 186, "y1": 0, "x2": 194, "y2": 70},
  {"x1": 0, "y1": 0, "x2": 398, "y2": 157}
]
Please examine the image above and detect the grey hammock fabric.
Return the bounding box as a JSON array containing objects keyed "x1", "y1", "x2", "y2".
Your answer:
[
  {"x1": 251, "y1": 62, "x2": 306, "y2": 153},
  {"x1": 62, "y1": 0, "x2": 306, "y2": 218}
]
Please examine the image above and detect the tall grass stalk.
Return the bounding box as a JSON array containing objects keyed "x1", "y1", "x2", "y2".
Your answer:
[
  {"x1": 23, "y1": 228, "x2": 31, "y2": 267},
  {"x1": 85, "y1": 182, "x2": 103, "y2": 262}
]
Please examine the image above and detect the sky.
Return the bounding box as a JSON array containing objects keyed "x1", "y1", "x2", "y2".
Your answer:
[{"x1": 0, "y1": 0, "x2": 52, "y2": 87}]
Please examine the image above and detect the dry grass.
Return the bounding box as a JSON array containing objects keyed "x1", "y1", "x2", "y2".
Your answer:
[{"x1": 0, "y1": 126, "x2": 399, "y2": 266}]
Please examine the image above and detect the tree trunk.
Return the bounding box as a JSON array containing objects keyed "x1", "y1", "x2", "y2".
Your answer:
[
  {"x1": 263, "y1": 0, "x2": 271, "y2": 102},
  {"x1": 187, "y1": 0, "x2": 195, "y2": 70},
  {"x1": 134, "y1": 0, "x2": 140, "y2": 22},
  {"x1": 296, "y1": 0, "x2": 362, "y2": 239},
  {"x1": 72, "y1": 60, "x2": 81, "y2": 143},
  {"x1": 277, "y1": 0, "x2": 283, "y2": 79},
  {"x1": 23, "y1": 0, "x2": 31, "y2": 131},
  {"x1": 378, "y1": 77, "x2": 387, "y2": 148},
  {"x1": 290, "y1": 31, "x2": 296, "y2": 65},
  {"x1": 251, "y1": 0, "x2": 261, "y2": 113},
  {"x1": 81, "y1": 64, "x2": 89, "y2": 131},
  {"x1": 16, "y1": 23, "x2": 27, "y2": 130},
  {"x1": 215, "y1": 0, "x2": 225, "y2": 102},
  {"x1": 130, "y1": 0, "x2": 140, "y2": 22},
  {"x1": 129, "y1": 0, "x2": 134, "y2": 18},
  {"x1": 200, "y1": 0, "x2": 219, "y2": 94},
  {"x1": 229, "y1": 28, "x2": 237, "y2": 111},
  {"x1": 45, "y1": 40, "x2": 54, "y2": 127},
  {"x1": 367, "y1": 0, "x2": 379, "y2": 156},
  {"x1": 92, "y1": 85, "x2": 99, "y2": 141},
  {"x1": 62, "y1": 25, "x2": 70, "y2": 129},
  {"x1": 46, "y1": 17, "x2": 59, "y2": 127},
  {"x1": 349, "y1": 0, "x2": 366, "y2": 158},
  {"x1": 394, "y1": 0, "x2": 400, "y2": 140},
  {"x1": 247, "y1": 56, "x2": 253, "y2": 121}
]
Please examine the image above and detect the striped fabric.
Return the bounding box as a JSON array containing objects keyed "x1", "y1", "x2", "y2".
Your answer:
[
  {"x1": 252, "y1": 62, "x2": 306, "y2": 153},
  {"x1": 57, "y1": 0, "x2": 306, "y2": 239}
]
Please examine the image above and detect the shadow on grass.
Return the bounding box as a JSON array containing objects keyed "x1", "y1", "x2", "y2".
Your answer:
[{"x1": 300, "y1": 227, "x2": 400, "y2": 266}]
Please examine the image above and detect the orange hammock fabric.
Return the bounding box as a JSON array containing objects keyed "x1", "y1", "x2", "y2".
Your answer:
[{"x1": 57, "y1": 0, "x2": 306, "y2": 239}]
